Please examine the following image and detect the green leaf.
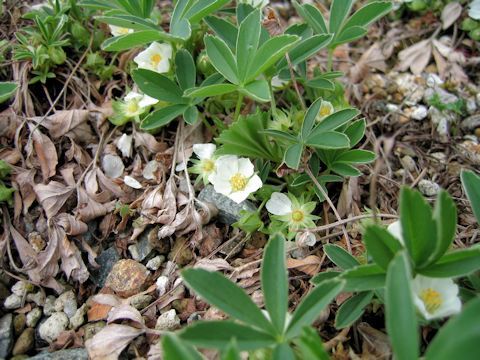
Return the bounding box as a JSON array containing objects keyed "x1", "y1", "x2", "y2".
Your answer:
[
  {"x1": 140, "y1": 104, "x2": 188, "y2": 131},
  {"x1": 181, "y1": 268, "x2": 274, "y2": 333},
  {"x1": 273, "y1": 343, "x2": 295, "y2": 360},
  {"x1": 329, "y1": 0, "x2": 354, "y2": 34},
  {"x1": 386, "y1": 251, "x2": 419, "y2": 360},
  {"x1": 236, "y1": 10, "x2": 261, "y2": 83},
  {"x1": 344, "y1": 119, "x2": 366, "y2": 147},
  {"x1": 431, "y1": 190, "x2": 457, "y2": 264},
  {"x1": 286, "y1": 279, "x2": 344, "y2": 338},
  {"x1": 461, "y1": 169, "x2": 480, "y2": 224},
  {"x1": 205, "y1": 35, "x2": 238, "y2": 84},
  {"x1": 425, "y1": 297, "x2": 480, "y2": 360},
  {"x1": 400, "y1": 187, "x2": 437, "y2": 268},
  {"x1": 305, "y1": 131, "x2": 350, "y2": 149},
  {"x1": 132, "y1": 69, "x2": 185, "y2": 104},
  {"x1": 343, "y1": 2, "x2": 393, "y2": 29},
  {"x1": 185, "y1": 83, "x2": 238, "y2": 98},
  {"x1": 306, "y1": 78, "x2": 335, "y2": 91},
  {"x1": 276, "y1": 34, "x2": 332, "y2": 69},
  {"x1": 101, "y1": 30, "x2": 173, "y2": 51},
  {"x1": 96, "y1": 14, "x2": 159, "y2": 31},
  {"x1": 221, "y1": 339, "x2": 241, "y2": 360},
  {"x1": 162, "y1": 334, "x2": 203, "y2": 360},
  {"x1": 183, "y1": 106, "x2": 198, "y2": 125},
  {"x1": 262, "y1": 234, "x2": 288, "y2": 334},
  {"x1": 294, "y1": 327, "x2": 331, "y2": 360},
  {"x1": 0, "y1": 185, "x2": 14, "y2": 203},
  {"x1": 185, "y1": 0, "x2": 231, "y2": 24},
  {"x1": 311, "y1": 271, "x2": 342, "y2": 286},
  {"x1": 335, "y1": 291, "x2": 374, "y2": 329},
  {"x1": 418, "y1": 247, "x2": 480, "y2": 278},
  {"x1": 284, "y1": 143, "x2": 303, "y2": 170},
  {"x1": 324, "y1": 244, "x2": 360, "y2": 270},
  {"x1": 261, "y1": 129, "x2": 298, "y2": 143},
  {"x1": 78, "y1": 0, "x2": 112, "y2": 11},
  {"x1": 246, "y1": 35, "x2": 298, "y2": 83},
  {"x1": 0, "y1": 82, "x2": 19, "y2": 103},
  {"x1": 204, "y1": 16, "x2": 237, "y2": 49},
  {"x1": 330, "y1": 163, "x2": 361, "y2": 177},
  {"x1": 311, "y1": 108, "x2": 360, "y2": 134},
  {"x1": 341, "y1": 264, "x2": 386, "y2": 292},
  {"x1": 179, "y1": 321, "x2": 276, "y2": 350},
  {"x1": 240, "y1": 80, "x2": 270, "y2": 102},
  {"x1": 170, "y1": 0, "x2": 194, "y2": 39},
  {"x1": 332, "y1": 26, "x2": 367, "y2": 47},
  {"x1": 301, "y1": 97, "x2": 323, "y2": 140},
  {"x1": 292, "y1": 1, "x2": 328, "y2": 34},
  {"x1": 335, "y1": 150, "x2": 375, "y2": 164},
  {"x1": 364, "y1": 225, "x2": 403, "y2": 271},
  {"x1": 175, "y1": 49, "x2": 196, "y2": 91}
]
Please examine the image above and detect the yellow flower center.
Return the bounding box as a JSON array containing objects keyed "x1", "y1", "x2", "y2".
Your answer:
[
  {"x1": 127, "y1": 101, "x2": 139, "y2": 115},
  {"x1": 201, "y1": 159, "x2": 215, "y2": 173},
  {"x1": 150, "y1": 53, "x2": 163, "y2": 67},
  {"x1": 420, "y1": 288, "x2": 442, "y2": 314},
  {"x1": 320, "y1": 107, "x2": 331, "y2": 117},
  {"x1": 230, "y1": 173, "x2": 247, "y2": 192},
  {"x1": 118, "y1": 27, "x2": 130, "y2": 35},
  {"x1": 291, "y1": 210, "x2": 304, "y2": 223}
]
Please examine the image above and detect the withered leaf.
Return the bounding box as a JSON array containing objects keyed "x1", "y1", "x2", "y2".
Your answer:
[
  {"x1": 9, "y1": 226, "x2": 37, "y2": 270},
  {"x1": 286, "y1": 255, "x2": 322, "y2": 276},
  {"x1": 194, "y1": 258, "x2": 233, "y2": 272},
  {"x1": 76, "y1": 187, "x2": 114, "y2": 222},
  {"x1": 85, "y1": 324, "x2": 144, "y2": 360},
  {"x1": 350, "y1": 43, "x2": 387, "y2": 84},
  {"x1": 13, "y1": 168, "x2": 36, "y2": 215},
  {"x1": 65, "y1": 139, "x2": 92, "y2": 168},
  {"x1": 107, "y1": 303, "x2": 145, "y2": 326},
  {"x1": 54, "y1": 213, "x2": 88, "y2": 235},
  {"x1": 397, "y1": 39, "x2": 432, "y2": 75},
  {"x1": 28, "y1": 123, "x2": 58, "y2": 181},
  {"x1": 441, "y1": 2, "x2": 462, "y2": 30},
  {"x1": 33, "y1": 110, "x2": 92, "y2": 142},
  {"x1": 134, "y1": 132, "x2": 167, "y2": 153},
  {"x1": 34, "y1": 181, "x2": 75, "y2": 219}
]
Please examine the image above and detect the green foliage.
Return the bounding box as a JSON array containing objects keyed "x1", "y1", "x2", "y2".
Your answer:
[
  {"x1": 0, "y1": 160, "x2": 14, "y2": 205},
  {"x1": 0, "y1": 82, "x2": 19, "y2": 104},
  {"x1": 461, "y1": 169, "x2": 480, "y2": 224}
]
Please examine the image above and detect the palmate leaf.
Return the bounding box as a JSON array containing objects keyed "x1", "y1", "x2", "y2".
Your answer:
[{"x1": 216, "y1": 111, "x2": 283, "y2": 162}]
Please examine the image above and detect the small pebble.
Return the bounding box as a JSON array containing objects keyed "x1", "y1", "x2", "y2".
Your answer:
[
  {"x1": 466, "y1": 98, "x2": 478, "y2": 115},
  {"x1": 12, "y1": 328, "x2": 35, "y2": 356},
  {"x1": 54, "y1": 291, "x2": 77, "y2": 319},
  {"x1": 410, "y1": 105, "x2": 428, "y2": 120},
  {"x1": 401, "y1": 155, "x2": 417, "y2": 172},
  {"x1": 81, "y1": 321, "x2": 106, "y2": 341},
  {"x1": 69, "y1": 303, "x2": 88, "y2": 330},
  {"x1": 418, "y1": 179, "x2": 441, "y2": 197},
  {"x1": 43, "y1": 295, "x2": 56, "y2": 316},
  {"x1": 26, "y1": 308, "x2": 42, "y2": 328},
  {"x1": 426, "y1": 73, "x2": 443, "y2": 87},
  {"x1": 386, "y1": 103, "x2": 399, "y2": 112},
  {"x1": 26, "y1": 291, "x2": 45, "y2": 307},
  {"x1": 476, "y1": 93, "x2": 480, "y2": 106},
  {"x1": 11, "y1": 282, "x2": 32, "y2": 298},
  {"x1": 156, "y1": 276, "x2": 169, "y2": 296},
  {"x1": 4, "y1": 294, "x2": 22, "y2": 310},
  {"x1": 130, "y1": 294, "x2": 153, "y2": 310},
  {"x1": 38, "y1": 312, "x2": 69, "y2": 343},
  {"x1": 146, "y1": 255, "x2": 165, "y2": 271},
  {"x1": 430, "y1": 152, "x2": 447, "y2": 162},
  {"x1": 155, "y1": 309, "x2": 180, "y2": 331},
  {"x1": 13, "y1": 314, "x2": 26, "y2": 336}
]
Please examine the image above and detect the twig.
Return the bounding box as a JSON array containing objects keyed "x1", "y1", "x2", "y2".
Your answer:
[
  {"x1": 324, "y1": 326, "x2": 351, "y2": 351},
  {"x1": 286, "y1": 53, "x2": 306, "y2": 113},
  {"x1": 297, "y1": 213, "x2": 398, "y2": 233}
]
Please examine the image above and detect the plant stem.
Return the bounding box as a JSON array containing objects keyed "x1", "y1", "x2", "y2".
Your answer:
[
  {"x1": 198, "y1": 111, "x2": 218, "y2": 137},
  {"x1": 233, "y1": 92, "x2": 244, "y2": 122},
  {"x1": 269, "y1": 80, "x2": 277, "y2": 117},
  {"x1": 327, "y1": 48, "x2": 334, "y2": 73}
]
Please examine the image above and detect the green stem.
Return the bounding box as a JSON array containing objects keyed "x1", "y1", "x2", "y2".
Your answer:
[
  {"x1": 233, "y1": 92, "x2": 244, "y2": 122},
  {"x1": 198, "y1": 112, "x2": 218, "y2": 137},
  {"x1": 327, "y1": 47, "x2": 334, "y2": 73},
  {"x1": 256, "y1": 199, "x2": 267, "y2": 214},
  {"x1": 268, "y1": 80, "x2": 277, "y2": 117}
]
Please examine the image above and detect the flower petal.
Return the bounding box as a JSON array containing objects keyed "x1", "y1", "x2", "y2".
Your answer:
[
  {"x1": 193, "y1": 143, "x2": 216, "y2": 160},
  {"x1": 237, "y1": 157, "x2": 255, "y2": 177},
  {"x1": 124, "y1": 91, "x2": 142, "y2": 102},
  {"x1": 387, "y1": 221, "x2": 405, "y2": 245},
  {"x1": 266, "y1": 192, "x2": 292, "y2": 216},
  {"x1": 138, "y1": 94, "x2": 158, "y2": 107},
  {"x1": 124, "y1": 176, "x2": 142, "y2": 189}
]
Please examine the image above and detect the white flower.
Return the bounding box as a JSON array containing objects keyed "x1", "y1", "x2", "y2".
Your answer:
[
  {"x1": 271, "y1": 75, "x2": 289, "y2": 91},
  {"x1": 240, "y1": 0, "x2": 269, "y2": 9},
  {"x1": 470, "y1": 0, "x2": 480, "y2": 20},
  {"x1": 387, "y1": 220, "x2": 405, "y2": 245},
  {"x1": 208, "y1": 155, "x2": 262, "y2": 203},
  {"x1": 134, "y1": 42, "x2": 172, "y2": 73},
  {"x1": 266, "y1": 192, "x2": 292, "y2": 215},
  {"x1": 119, "y1": 91, "x2": 158, "y2": 118},
  {"x1": 117, "y1": 134, "x2": 132, "y2": 158},
  {"x1": 316, "y1": 100, "x2": 334, "y2": 122},
  {"x1": 124, "y1": 176, "x2": 142, "y2": 189},
  {"x1": 189, "y1": 144, "x2": 217, "y2": 184},
  {"x1": 109, "y1": 25, "x2": 134, "y2": 37},
  {"x1": 411, "y1": 275, "x2": 461, "y2": 320},
  {"x1": 266, "y1": 192, "x2": 318, "y2": 230},
  {"x1": 124, "y1": 91, "x2": 158, "y2": 108}
]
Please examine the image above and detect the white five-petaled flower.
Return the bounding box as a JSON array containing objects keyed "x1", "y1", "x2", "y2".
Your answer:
[
  {"x1": 240, "y1": 0, "x2": 269, "y2": 9},
  {"x1": 121, "y1": 91, "x2": 158, "y2": 118},
  {"x1": 316, "y1": 100, "x2": 334, "y2": 122},
  {"x1": 470, "y1": 0, "x2": 480, "y2": 20},
  {"x1": 189, "y1": 143, "x2": 217, "y2": 184},
  {"x1": 109, "y1": 25, "x2": 134, "y2": 37},
  {"x1": 266, "y1": 192, "x2": 318, "y2": 231},
  {"x1": 208, "y1": 155, "x2": 262, "y2": 204},
  {"x1": 411, "y1": 275, "x2": 461, "y2": 320},
  {"x1": 387, "y1": 220, "x2": 405, "y2": 245},
  {"x1": 134, "y1": 42, "x2": 172, "y2": 73}
]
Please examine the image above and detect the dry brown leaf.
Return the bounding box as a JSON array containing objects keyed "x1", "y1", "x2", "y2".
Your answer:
[
  {"x1": 76, "y1": 187, "x2": 114, "y2": 222},
  {"x1": 33, "y1": 110, "x2": 93, "y2": 142},
  {"x1": 397, "y1": 39, "x2": 432, "y2": 75},
  {"x1": 432, "y1": 47, "x2": 448, "y2": 79},
  {"x1": 28, "y1": 123, "x2": 58, "y2": 181},
  {"x1": 88, "y1": 301, "x2": 112, "y2": 322},
  {"x1": 13, "y1": 168, "x2": 36, "y2": 215},
  {"x1": 54, "y1": 213, "x2": 88, "y2": 235},
  {"x1": 194, "y1": 258, "x2": 233, "y2": 272},
  {"x1": 0, "y1": 148, "x2": 21, "y2": 165},
  {"x1": 34, "y1": 181, "x2": 75, "y2": 219},
  {"x1": 441, "y1": 2, "x2": 462, "y2": 30},
  {"x1": 65, "y1": 139, "x2": 92, "y2": 168},
  {"x1": 10, "y1": 226, "x2": 38, "y2": 270},
  {"x1": 357, "y1": 322, "x2": 392, "y2": 359},
  {"x1": 107, "y1": 303, "x2": 144, "y2": 326},
  {"x1": 85, "y1": 324, "x2": 144, "y2": 360},
  {"x1": 286, "y1": 255, "x2": 322, "y2": 276},
  {"x1": 134, "y1": 132, "x2": 168, "y2": 153},
  {"x1": 350, "y1": 43, "x2": 387, "y2": 84}
]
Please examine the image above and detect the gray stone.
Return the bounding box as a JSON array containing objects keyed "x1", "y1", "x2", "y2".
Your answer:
[
  {"x1": 426, "y1": 73, "x2": 443, "y2": 87},
  {"x1": 401, "y1": 155, "x2": 417, "y2": 172},
  {"x1": 12, "y1": 327, "x2": 35, "y2": 356},
  {"x1": 428, "y1": 106, "x2": 454, "y2": 137},
  {"x1": 410, "y1": 105, "x2": 428, "y2": 120},
  {"x1": 0, "y1": 314, "x2": 13, "y2": 359},
  {"x1": 11, "y1": 281, "x2": 31, "y2": 298},
  {"x1": 128, "y1": 234, "x2": 153, "y2": 262},
  {"x1": 155, "y1": 309, "x2": 180, "y2": 331},
  {"x1": 466, "y1": 98, "x2": 477, "y2": 115},
  {"x1": 27, "y1": 348, "x2": 88, "y2": 360},
  {"x1": 430, "y1": 152, "x2": 447, "y2": 162},
  {"x1": 90, "y1": 246, "x2": 120, "y2": 288},
  {"x1": 424, "y1": 87, "x2": 458, "y2": 105},
  {"x1": 146, "y1": 255, "x2": 165, "y2": 271},
  {"x1": 393, "y1": 73, "x2": 424, "y2": 105},
  {"x1": 198, "y1": 184, "x2": 256, "y2": 224},
  {"x1": 38, "y1": 312, "x2": 69, "y2": 343},
  {"x1": 43, "y1": 296, "x2": 56, "y2": 316},
  {"x1": 26, "y1": 307, "x2": 42, "y2": 328},
  {"x1": 386, "y1": 103, "x2": 399, "y2": 112},
  {"x1": 4, "y1": 294, "x2": 22, "y2": 310},
  {"x1": 460, "y1": 114, "x2": 480, "y2": 132},
  {"x1": 418, "y1": 179, "x2": 441, "y2": 197},
  {"x1": 130, "y1": 294, "x2": 153, "y2": 310},
  {"x1": 26, "y1": 291, "x2": 45, "y2": 307},
  {"x1": 81, "y1": 321, "x2": 106, "y2": 341},
  {"x1": 54, "y1": 291, "x2": 77, "y2": 319},
  {"x1": 69, "y1": 303, "x2": 88, "y2": 330}
]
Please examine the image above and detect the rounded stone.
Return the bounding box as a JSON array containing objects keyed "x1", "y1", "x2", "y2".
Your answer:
[
  {"x1": 155, "y1": 309, "x2": 180, "y2": 331},
  {"x1": 4, "y1": 294, "x2": 22, "y2": 310},
  {"x1": 69, "y1": 304, "x2": 88, "y2": 330},
  {"x1": 12, "y1": 328, "x2": 35, "y2": 356},
  {"x1": 26, "y1": 308, "x2": 42, "y2": 328},
  {"x1": 130, "y1": 294, "x2": 153, "y2": 310},
  {"x1": 146, "y1": 255, "x2": 165, "y2": 271},
  {"x1": 81, "y1": 321, "x2": 106, "y2": 341},
  {"x1": 38, "y1": 312, "x2": 69, "y2": 343},
  {"x1": 54, "y1": 291, "x2": 77, "y2": 319},
  {"x1": 418, "y1": 179, "x2": 441, "y2": 197},
  {"x1": 43, "y1": 295, "x2": 56, "y2": 316},
  {"x1": 105, "y1": 259, "x2": 151, "y2": 297},
  {"x1": 13, "y1": 314, "x2": 26, "y2": 336}
]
